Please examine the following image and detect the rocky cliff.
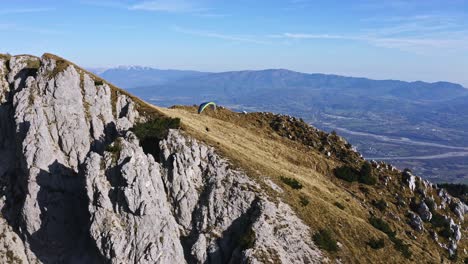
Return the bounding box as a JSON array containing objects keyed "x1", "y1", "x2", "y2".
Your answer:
[
  {"x1": 0, "y1": 53, "x2": 466, "y2": 263},
  {"x1": 0, "y1": 54, "x2": 322, "y2": 263}
]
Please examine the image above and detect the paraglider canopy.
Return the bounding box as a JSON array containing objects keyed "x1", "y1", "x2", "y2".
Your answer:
[{"x1": 198, "y1": 102, "x2": 217, "y2": 114}]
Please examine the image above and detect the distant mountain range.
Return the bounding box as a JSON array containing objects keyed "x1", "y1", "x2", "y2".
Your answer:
[
  {"x1": 89, "y1": 65, "x2": 209, "y2": 88},
  {"x1": 96, "y1": 67, "x2": 468, "y2": 183}
]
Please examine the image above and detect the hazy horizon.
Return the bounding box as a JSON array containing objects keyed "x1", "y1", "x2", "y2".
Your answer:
[{"x1": 87, "y1": 65, "x2": 468, "y2": 88}]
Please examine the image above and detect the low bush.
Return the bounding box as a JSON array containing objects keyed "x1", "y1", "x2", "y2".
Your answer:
[
  {"x1": 359, "y1": 162, "x2": 377, "y2": 185},
  {"x1": 391, "y1": 237, "x2": 412, "y2": 259},
  {"x1": 369, "y1": 217, "x2": 412, "y2": 258},
  {"x1": 280, "y1": 177, "x2": 303, "y2": 189},
  {"x1": 429, "y1": 212, "x2": 453, "y2": 238},
  {"x1": 369, "y1": 217, "x2": 395, "y2": 237},
  {"x1": 132, "y1": 117, "x2": 180, "y2": 140},
  {"x1": 106, "y1": 139, "x2": 122, "y2": 153},
  {"x1": 131, "y1": 117, "x2": 180, "y2": 159},
  {"x1": 425, "y1": 199, "x2": 436, "y2": 212},
  {"x1": 299, "y1": 195, "x2": 310, "y2": 206},
  {"x1": 372, "y1": 199, "x2": 388, "y2": 212},
  {"x1": 431, "y1": 212, "x2": 449, "y2": 228},
  {"x1": 334, "y1": 165, "x2": 359, "y2": 182},
  {"x1": 334, "y1": 202, "x2": 345, "y2": 210},
  {"x1": 367, "y1": 238, "x2": 385, "y2": 249},
  {"x1": 106, "y1": 138, "x2": 122, "y2": 162},
  {"x1": 334, "y1": 162, "x2": 377, "y2": 185},
  {"x1": 313, "y1": 229, "x2": 338, "y2": 252}
]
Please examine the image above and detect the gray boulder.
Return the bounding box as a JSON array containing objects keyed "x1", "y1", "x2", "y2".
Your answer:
[
  {"x1": 417, "y1": 202, "x2": 432, "y2": 222},
  {"x1": 407, "y1": 211, "x2": 424, "y2": 232}
]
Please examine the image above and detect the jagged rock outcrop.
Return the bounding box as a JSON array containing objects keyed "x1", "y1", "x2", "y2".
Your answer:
[
  {"x1": 84, "y1": 130, "x2": 322, "y2": 263},
  {"x1": 417, "y1": 202, "x2": 432, "y2": 222},
  {"x1": 402, "y1": 170, "x2": 416, "y2": 192},
  {"x1": 407, "y1": 211, "x2": 424, "y2": 232},
  {"x1": 0, "y1": 216, "x2": 28, "y2": 264},
  {"x1": 0, "y1": 54, "x2": 323, "y2": 263},
  {"x1": 451, "y1": 200, "x2": 468, "y2": 221}
]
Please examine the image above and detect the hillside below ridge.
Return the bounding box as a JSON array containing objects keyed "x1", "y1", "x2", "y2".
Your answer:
[
  {"x1": 121, "y1": 64, "x2": 468, "y2": 184},
  {"x1": 0, "y1": 53, "x2": 466, "y2": 263}
]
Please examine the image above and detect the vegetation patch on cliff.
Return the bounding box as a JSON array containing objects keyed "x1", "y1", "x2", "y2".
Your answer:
[
  {"x1": 313, "y1": 229, "x2": 338, "y2": 252},
  {"x1": 131, "y1": 117, "x2": 181, "y2": 159}
]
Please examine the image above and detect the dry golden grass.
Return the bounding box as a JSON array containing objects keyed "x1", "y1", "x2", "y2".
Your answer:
[{"x1": 154, "y1": 106, "x2": 460, "y2": 263}]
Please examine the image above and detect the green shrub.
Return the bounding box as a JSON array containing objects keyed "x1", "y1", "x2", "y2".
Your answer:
[
  {"x1": 359, "y1": 162, "x2": 377, "y2": 185},
  {"x1": 131, "y1": 117, "x2": 180, "y2": 158},
  {"x1": 431, "y1": 212, "x2": 449, "y2": 228},
  {"x1": 334, "y1": 165, "x2": 359, "y2": 182},
  {"x1": 313, "y1": 229, "x2": 338, "y2": 252},
  {"x1": 367, "y1": 238, "x2": 385, "y2": 249},
  {"x1": 372, "y1": 199, "x2": 388, "y2": 212},
  {"x1": 409, "y1": 197, "x2": 421, "y2": 212},
  {"x1": 334, "y1": 202, "x2": 345, "y2": 210},
  {"x1": 369, "y1": 217, "x2": 395, "y2": 237},
  {"x1": 430, "y1": 212, "x2": 453, "y2": 238},
  {"x1": 369, "y1": 217, "x2": 412, "y2": 258},
  {"x1": 334, "y1": 163, "x2": 377, "y2": 185},
  {"x1": 132, "y1": 117, "x2": 180, "y2": 140},
  {"x1": 425, "y1": 199, "x2": 436, "y2": 212},
  {"x1": 280, "y1": 177, "x2": 303, "y2": 189},
  {"x1": 300, "y1": 195, "x2": 310, "y2": 206},
  {"x1": 106, "y1": 138, "x2": 122, "y2": 162},
  {"x1": 391, "y1": 237, "x2": 412, "y2": 259},
  {"x1": 94, "y1": 80, "x2": 104, "y2": 86},
  {"x1": 106, "y1": 140, "x2": 122, "y2": 153}
]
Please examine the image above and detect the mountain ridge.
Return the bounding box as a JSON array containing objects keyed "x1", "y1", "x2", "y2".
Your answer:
[
  {"x1": 103, "y1": 67, "x2": 468, "y2": 183},
  {"x1": 97, "y1": 66, "x2": 468, "y2": 90},
  {"x1": 0, "y1": 53, "x2": 466, "y2": 263}
]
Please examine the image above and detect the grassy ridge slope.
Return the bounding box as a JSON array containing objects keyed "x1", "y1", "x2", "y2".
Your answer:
[{"x1": 155, "y1": 106, "x2": 466, "y2": 263}]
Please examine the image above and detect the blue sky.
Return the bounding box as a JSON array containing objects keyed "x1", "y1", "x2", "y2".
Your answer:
[{"x1": 1, "y1": 0, "x2": 468, "y2": 86}]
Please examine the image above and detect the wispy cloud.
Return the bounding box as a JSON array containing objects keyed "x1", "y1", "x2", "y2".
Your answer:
[
  {"x1": 274, "y1": 32, "x2": 468, "y2": 52},
  {"x1": 0, "y1": 7, "x2": 55, "y2": 15},
  {"x1": 274, "y1": 14, "x2": 468, "y2": 53},
  {"x1": 130, "y1": 0, "x2": 207, "y2": 13},
  {"x1": 174, "y1": 26, "x2": 270, "y2": 44},
  {"x1": 81, "y1": 0, "x2": 227, "y2": 18}
]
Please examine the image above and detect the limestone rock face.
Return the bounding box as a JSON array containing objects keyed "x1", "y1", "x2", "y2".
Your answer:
[
  {"x1": 85, "y1": 134, "x2": 186, "y2": 264},
  {"x1": 417, "y1": 202, "x2": 432, "y2": 222},
  {"x1": 452, "y1": 200, "x2": 468, "y2": 221},
  {"x1": 402, "y1": 170, "x2": 416, "y2": 192},
  {"x1": 0, "y1": 54, "x2": 323, "y2": 263},
  {"x1": 0, "y1": 216, "x2": 29, "y2": 264},
  {"x1": 407, "y1": 211, "x2": 424, "y2": 232}
]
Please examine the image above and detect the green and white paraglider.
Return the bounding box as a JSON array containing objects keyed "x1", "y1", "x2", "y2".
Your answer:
[{"x1": 198, "y1": 102, "x2": 217, "y2": 114}]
